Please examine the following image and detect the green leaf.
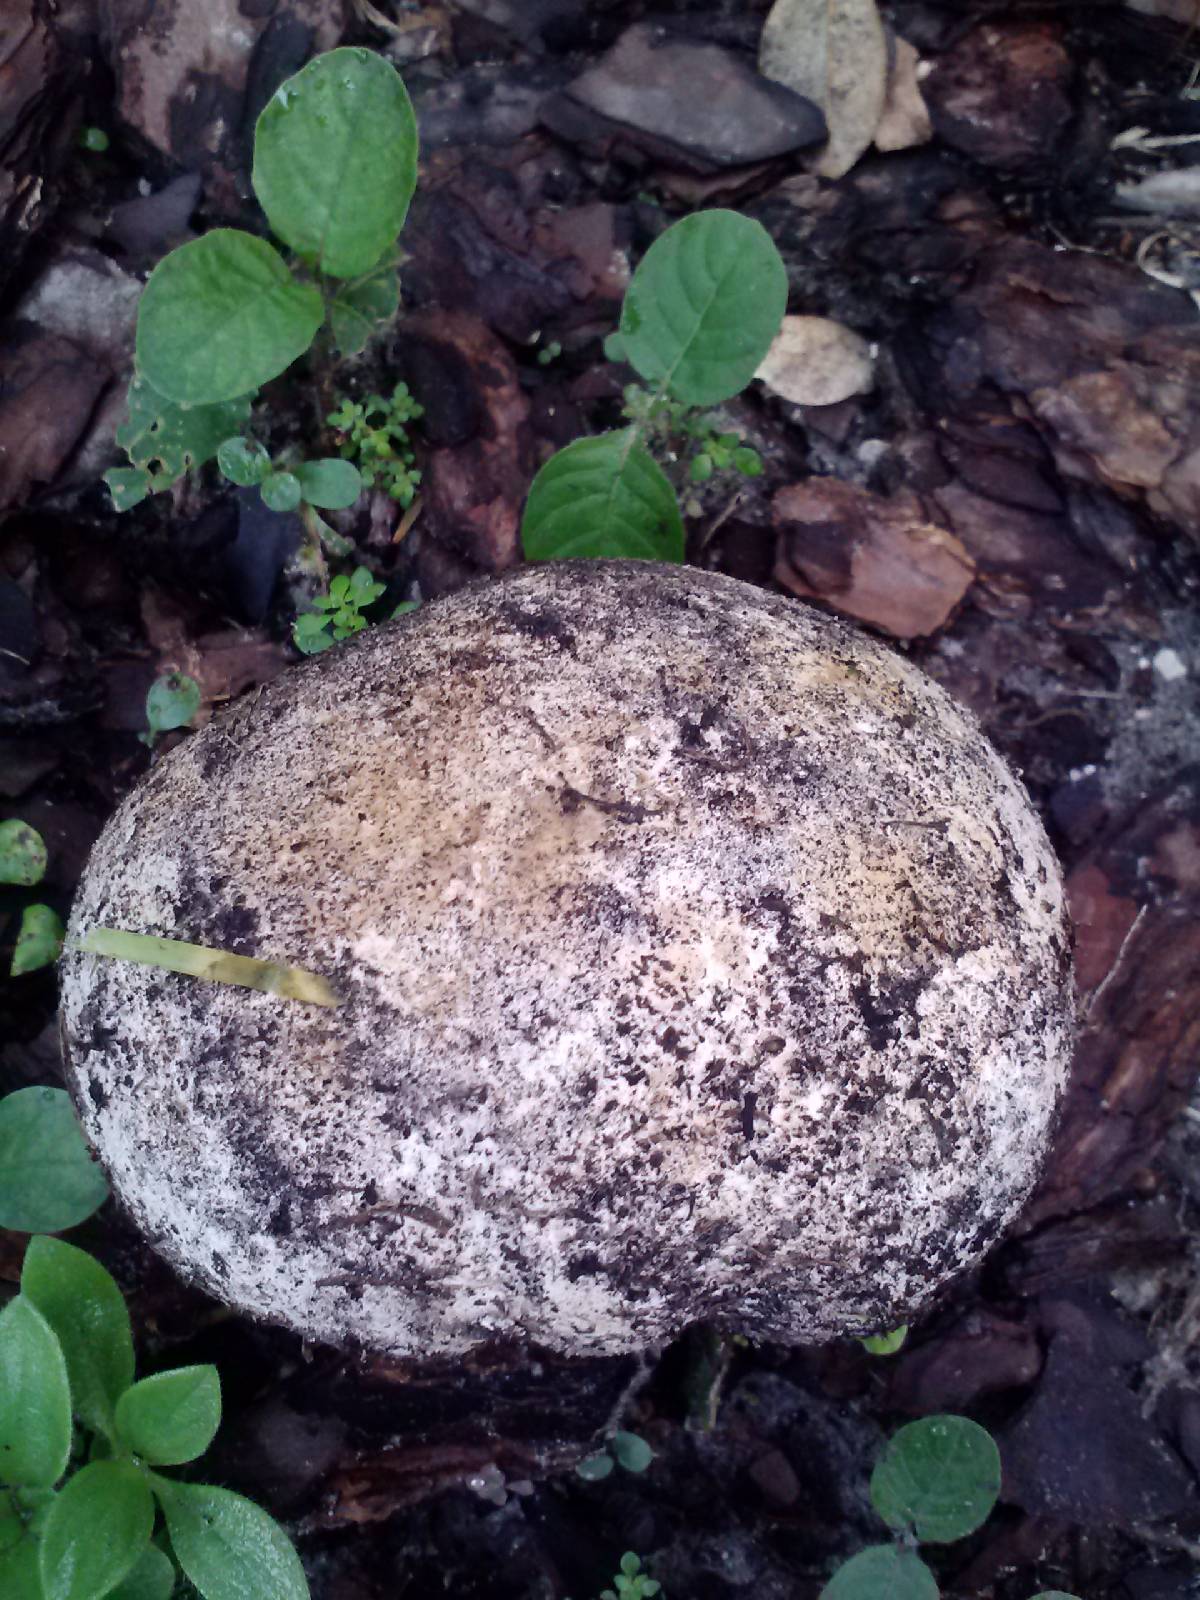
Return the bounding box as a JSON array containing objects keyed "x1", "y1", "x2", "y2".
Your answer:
[
  {"x1": 292, "y1": 614, "x2": 334, "y2": 655},
  {"x1": 819, "y1": 1545, "x2": 939, "y2": 1600},
  {"x1": 151, "y1": 1478, "x2": 309, "y2": 1600},
  {"x1": 21, "y1": 1236, "x2": 135, "y2": 1444},
  {"x1": 870, "y1": 1416, "x2": 1001, "y2": 1544},
  {"x1": 0, "y1": 1296, "x2": 72, "y2": 1489},
  {"x1": 329, "y1": 257, "x2": 400, "y2": 356},
  {"x1": 253, "y1": 48, "x2": 418, "y2": 279},
  {"x1": 611, "y1": 1432, "x2": 654, "y2": 1473},
  {"x1": 39, "y1": 1461, "x2": 155, "y2": 1600},
  {"x1": 860, "y1": 1325, "x2": 908, "y2": 1356},
  {"x1": 293, "y1": 459, "x2": 362, "y2": 510},
  {"x1": 116, "y1": 1366, "x2": 221, "y2": 1466},
  {"x1": 0, "y1": 1087, "x2": 109, "y2": 1233},
  {"x1": 0, "y1": 1535, "x2": 45, "y2": 1599},
  {"x1": 261, "y1": 472, "x2": 302, "y2": 514},
  {"x1": 109, "y1": 375, "x2": 253, "y2": 505},
  {"x1": 216, "y1": 438, "x2": 272, "y2": 487},
  {"x1": 0, "y1": 820, "x2": 47, "y2": 886},
  {"x1": 136, "y1": 230, "x2": 322, "y2": 405},
  {"x1": 521, "y1": 430, "x2": 685, "y2": 563},
  {"x1": 574, "y1": 1453, "x2": 614, "y2": 1482},
  {"x1": 109, "y1": 1546, "x2": 177, "y2": 1600},
  {"x1": 11, "y1": 904, "x2": 65, "y2": 977},
  {"x1": 146, "y1": 673, "x2": 201, "y2": 738},
  {"x1": 619, "y1": 210, "x2": 788, "y2": 406}
]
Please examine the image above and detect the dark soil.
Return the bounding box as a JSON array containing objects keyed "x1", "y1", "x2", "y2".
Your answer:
[{"x1": 2, "y1": 1, "x2": 1199, "y2": 1597}]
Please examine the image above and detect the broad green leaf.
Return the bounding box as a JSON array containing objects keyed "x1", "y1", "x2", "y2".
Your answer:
[
  {"x1": 0, "y1": 1535, "x2": 45, "y2": 1600},
  {"x1": 136, "y1": 230, "x2": 322, "y2": 405},
  {"x1": 116, "y1": 1366, "x2": 221, "y2": 1466},
  {"x1": 39, "y1": 1461, "x2": 154, "y2": 1600},
  {"x1": 0, "y1": 1088, "x2": 109, "y2": 1232},
  {"x1": 329, "y1": 256, "x2": 400, "y2": 355},
  {"x1": 0, "y1": 1297, "x2": 72, "y2": 1489},
  {"x1": 151, "y1": 1478, "x2": 309, "y2": 1600},
  {"x1": 819, "y1": 1545, "x2": 938, "y2": 1600},
  {"x1": 109, "y1": 1546, "x2": 177, "y2": 1600},
  {"x1": 292, "y1": 614, "x2": 334, "y2": 655},
  {"x1": 0, "y1": 820, "x2": 47, "y2": 885},
  {"x1": 216, "y1": 438, "x2": 272, "y2": 487},
  {"x1": 521, "y1": 430, "x2": 684, "y2": 563},
  {"x1": 21, "y1": 1236, "x2": 135, "y2": 1443},
  {"x1": 11, "y1": 904, "x2": 65, "y2": 976},
  {"x1": 253, "y1": 48, "x2": 418, "y2": 279},
  {"x1": 146, "y1": 673, "x2": 201, "y2": 737},
  {"x1": 261, "y1": 472, "x2": 302, "y2": 514},
  {"x1": 870, "y1": 1416, "x2": 1001, "y2": 1544},
  {"x1": 619, "y1": 210, "x2": 788, "y2": 405},
  {"x1": 860, "y1": 1325, "x2": 908, "y2": 1356},
  {"x1": 294, "y1": 459, "x2": 362, "y2": 510},
  {"x1": 611, "y1": 1432, "x2": 653, "y2": 1473},
  {"x1": 107, "y1": 374, "x2": 253, "y2": 507}
]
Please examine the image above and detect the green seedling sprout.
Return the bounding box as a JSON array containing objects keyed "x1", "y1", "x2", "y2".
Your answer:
[
  {"x1": 75, "y1": 929, "x2": 341, "y2": 1008},
  {"x1": 1, "y1": 820, "x2": 64, "y2": 976}
]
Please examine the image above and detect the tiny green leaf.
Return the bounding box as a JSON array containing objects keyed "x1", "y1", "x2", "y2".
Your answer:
[
  {"x1": 75, "y1": 927, "x2": 340, "y2": 1008},
  {"x1": 109, "y1": 1545, "x2": 177, "y2": 1600},
  {"x1": 611, "y1": 1432, "x2": 654, "y2": 1473},
  {"x1": 0, "y1": 1087, "x2": 109, "y2": 1232},
  {"x1": 619, "y1": 210, "x2": 788, "y2": 406},
  {"x1": 39, "y1": 1460, "x2": 155, "y2": 1600},
  {"x1": 136, "y1": 230, "x2": 323, "y2": 405},
  {"x1": 11, "y1": 903, "x2": 65, "y2": 976},
  {"x1": 574, "y1": 1453, "x2": 615, "y2": 1482},
  {"x1": 116, "y1": 1366, "x2": 222, "y2": 1465},
  {"x1": 294, "y1": 458, "x2": 362, "y2": 510},
  {"x1": 329, "y1": 257, "x2": 400, "y2": 356},
  {"x1": 152, "y1": 1477, "x2": 310, "y2": 1600},
  {"x1": 217, "y1": 437, "x2": 272, "y2": 487},
  {"x1": 0, "y1": 820, "x2": 48, "y2": 885},
  {"x1": 79, "y1": 126, "x2": 110, "y2": 152},
  {"x1": 261, "y1": 471, "x2": 302, "y2": 514},
  {"x1": 253, "y1": 48, "x2": 418, "y2": 279},
  {"x1": 109, "y1": 375, "x2": 253, "y2": 506},
  {"x1": 860, "y1": 1325, "x2": 908, "y2": 1356},
  {"x1": 103, "y1": 467, "x2": 152, "y2": 511},
  {"x1": 146, "y1": 672, "x2": 201, "y2": 738},
  {"x1": 870, "y1": 1415, "x2": 1001, "y2": 1544},
  {"x1": 819, "y1": 1545, "x2": 939, "y2": 1600},
  {"x1": 521, "y1": 429, "x2": 685, "y2": 563},
  {"x1": 21, "y1": 1235, "x2": 135, "y2": 1443},
  {"x1": 603, "y1": 331, "x2": 627, "y2": 363},
  {"x1": 0, "y1": 1297, "x2": 72, "y2": 1489},
  {"x1": 293, "y1": 613, "x2": 334, "y2": 655}
]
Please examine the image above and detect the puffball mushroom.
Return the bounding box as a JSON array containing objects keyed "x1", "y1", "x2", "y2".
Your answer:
[{"x1": 61, "y1": 561, "x2": 1074, "y2": 1357}]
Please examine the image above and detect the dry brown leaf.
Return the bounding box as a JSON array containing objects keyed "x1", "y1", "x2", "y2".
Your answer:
[
  {"x1": 875, "y1": 37, "x2": 932, "y2": 153},
  {"x1": 755, "y1": 315, "x2": 875, "y2": 406},
  {"x1": 759, "y1": 0, "x2": 889, "y2": 180}
]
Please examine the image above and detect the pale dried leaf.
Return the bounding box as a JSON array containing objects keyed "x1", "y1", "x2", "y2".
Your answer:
[
  {"x1": 755, "y1": 315, "x2": 875, "y2": 406},
  {"x1": 875, "y1": 37, "x2": 932, "y2": 154},
  {"x1": 759, "y1": 0, "x2": 889, "y2": 180}
]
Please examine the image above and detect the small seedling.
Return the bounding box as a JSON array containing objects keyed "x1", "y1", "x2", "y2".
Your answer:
[
  {"x1": 105, "y1": 48, "x2": 418, "y2": 511},
  {"x1": 78, "y1": 126, "x2": 109, "y2": 152},
  {"x1": 293, "y1": 566, "x2": 386, "y2": 655},
  {"x1": 0, "y1": 1087, "x2": 109, "y2": 1233},
  {"x1": 0, "y1": 1234, "x2": 310, "y2": 1600},
  {"x1": 1, "y1": 821, "x2": 64, "y2": 977},
  {"x1": 602, "y1": 1553, "x2": 661, "y2": 1600},
  {"x1": 820, "y1": 1415, "x2": 1017, "y2": 1600},
  {"x1": 575, "y1": 1429, "x2": 654, "y2": 1481},
  {"x1": 326, "y1": 384, "x2": 423, "y2": 505},
  {"x1": 520, "y1": 209, "x2": 786, "y2": 562},
  {"x1": 860, "y1": 1324, "x2": 908, "y2": 1356},
  {"x1": 75, "y1": 927, "x2": 341, "y2": 1007},
  {"x1": 142, "y1": 671, "x2": 201, "y2": 747},
  {"x1": 216, "y1": 437, "x2": 363, "y2": 518}
]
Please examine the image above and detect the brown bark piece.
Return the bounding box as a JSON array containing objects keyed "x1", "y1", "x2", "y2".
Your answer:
[
  {"x1": 0, "y1": 325, "x2": 107, "y2": 515},
  {"x1": 773, "y1": 478, "x2": 974, "y2": 638},
  {"x1": 924, "y1": 21, "x2": 1073, "y2": 171}
]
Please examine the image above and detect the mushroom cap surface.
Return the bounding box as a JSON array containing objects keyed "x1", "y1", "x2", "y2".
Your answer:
[{"x1": 61, "y1": 562, "x2": 1074, "y2": 1356}]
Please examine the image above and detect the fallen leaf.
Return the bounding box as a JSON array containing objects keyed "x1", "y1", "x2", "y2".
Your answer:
[
  {"x1": 759, "y1": 0, "x2": 889, "y2": 179},
  {"x1": 874, "y1": 37, "x2": 932, "y2": 153},
  {"x1": 755, "y1": 315, "x2": 874, "y2": 406}
]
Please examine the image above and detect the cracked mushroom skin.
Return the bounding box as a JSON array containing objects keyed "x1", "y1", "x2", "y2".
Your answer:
[{"x1": 61, "y1": 561, "x2": 1074, "y2": 1358}]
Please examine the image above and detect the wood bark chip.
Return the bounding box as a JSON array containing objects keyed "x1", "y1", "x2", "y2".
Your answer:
[
  {"x1": 874, "y1": 37, "x2": 932, "y2": 154},
  {"x1": 759, "y1": 0, "x2": 889, "y2": 180},
  {"x1": 755, "y1": 315, "x2": 874, "y2": 407}
]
